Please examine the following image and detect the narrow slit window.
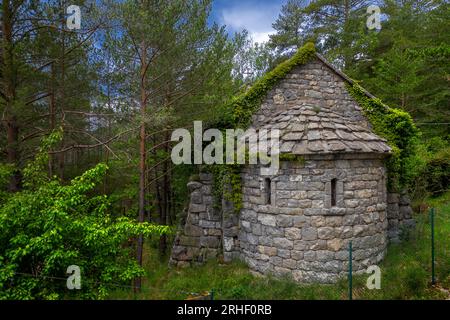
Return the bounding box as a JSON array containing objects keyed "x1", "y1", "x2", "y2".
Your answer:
[
  {"x1": 265, "y1": 178, "x2": 271, "y2": 205},
  {"x1": 331, "y1": 178, "x2": 337, "y2": 207}
]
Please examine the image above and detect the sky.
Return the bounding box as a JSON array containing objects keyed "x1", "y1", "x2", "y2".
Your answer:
[{"x1": 210, "y1": 0, "x2": 286, "y2": 44}]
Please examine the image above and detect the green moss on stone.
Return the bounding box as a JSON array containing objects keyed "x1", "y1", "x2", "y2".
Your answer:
[
  {"x1": 346, "y1": 83, "x2": 420, "y2": 191},
  {"x1": 220, "y1": 42, "x2": 316, "y2": 129},
  {"x1": 211, "y1": 43, "x2": 317, "y2": 212}
]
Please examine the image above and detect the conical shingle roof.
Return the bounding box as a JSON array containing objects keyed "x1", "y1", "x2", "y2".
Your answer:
[{"x1": 256, "y1": 104, "x2": 391, "y2": 155}]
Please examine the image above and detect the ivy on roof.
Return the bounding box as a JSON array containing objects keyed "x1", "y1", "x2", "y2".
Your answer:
[
  {"x1": 346, "y1": 83, "x2": 420, "y2": 191},
  {"x1": 210, "y1": 43, "x2": 316, "y2": 212},
  {"x1": 210, "y1": 42, "x2": 419, "y2": 210},
  {"x1": 220, "y1": 42, "x2": 316, "y2": 129}
]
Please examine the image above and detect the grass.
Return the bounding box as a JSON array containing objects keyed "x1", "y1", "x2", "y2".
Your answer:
[{"x1": 109, "y1": 191, "x2": 450, "y2": 300}]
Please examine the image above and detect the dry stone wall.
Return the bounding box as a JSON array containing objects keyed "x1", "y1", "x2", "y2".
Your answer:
[
  {"x1": 170, "y1": 173, "x2": 222, "y2": 267},
  {"x1": 239, "y1": 156, "x2": 388, "y2": 283},
  {"x1": 169, "y1": 57, "x2": 415, "y2": 283},
  {"x1": 387, "y1": 192, "x2": 415, "y2": 242},
  {"x1": 251, "y1": 58, "x2": 369, "y2": 128}
]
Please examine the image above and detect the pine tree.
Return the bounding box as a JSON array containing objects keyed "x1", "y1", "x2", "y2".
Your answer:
[
  {"x1": 105, "y1": 0, "x2": 239, "y2": 289},
  {"x1": 268, "y1": 0, "x2": 309, "y2": 54}
]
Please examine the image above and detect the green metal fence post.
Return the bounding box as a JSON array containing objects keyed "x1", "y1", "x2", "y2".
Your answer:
[
  {"x1": 348, "y1": 241, "x2": 353, "y2": 300},
  {"x1": 430, "y1": 208, "x2": 436, "y2": 285},
  {"x1": 210, "y1": 288, "x2": 214, "y2": 300}
]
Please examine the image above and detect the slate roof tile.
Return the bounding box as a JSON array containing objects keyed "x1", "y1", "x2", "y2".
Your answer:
[{"x1": 256, "y1": 104, "x2": 391, "y2": 155}]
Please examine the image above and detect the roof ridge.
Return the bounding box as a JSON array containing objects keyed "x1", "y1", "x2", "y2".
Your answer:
[{"x1": 313, "y1": 52, "x2": 379, "y2": 101}]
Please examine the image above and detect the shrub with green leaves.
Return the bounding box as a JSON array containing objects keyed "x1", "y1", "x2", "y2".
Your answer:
[
  {"x1": 346, "y1": 83, "x2": 420, "y2": 191},
  {"x1": 0, "y1": 132, "x2": 169, "y2": 299},
  {"x1": 423, "y1": 147, "x2": 450, "y2": 196}
]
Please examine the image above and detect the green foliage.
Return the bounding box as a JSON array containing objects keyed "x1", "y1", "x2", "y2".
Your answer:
[
  {"x1": 0, "y1": 137, "x2": 170, "y2": 299},
  {"x1": 0, "y1": 164, "x2": 14, "y2": 203},
  {"x1": 22, "y1": 128, "x2": 63, "y2": 189},
  {"x1": 268, "y1": 0, "x2": 449, "y2": 139},
  {"x1": 110, "y1": 192, "x2": 450, "y2": 300},
  {"x1": 349, "y1": 1, "x2": 450, "y2": 139},
  {"x1": 268, "y1": 0, "x2": 309, "y2": 53},
  {"x1": 279, "y1": 154, "x2": 305, "y2": 165},
  {"x1": 211, "y1": 43, "x2": 316, "y2": 211},
  {"x1": 407, "y1": 137, "x2": 450, "y2": 201},
  {"x1": 422, "y1": 147, "x2": 450, "y2": 197},
  {"x1": 346, "y1": 83, "x2": 420, "y2": 191},
  {"x1": 219, "y1": 42, "x2": 316, "y2": 129},
  {"x1": 208, "y1": 164, "x2": 242, "y2": 213},
  {"x1": 232, "y1": 30, "x2": 277, "y2": 84}
]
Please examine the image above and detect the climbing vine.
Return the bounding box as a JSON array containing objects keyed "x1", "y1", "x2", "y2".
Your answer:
[
  {"x1": 209, "y1": 42, "x2": 317, "y2": 212},
  {"x1": 208, "y1": 41, "x2": 419, "y2": 211},
  {"x1": 346, "y1": 83, "x2": 420, "y2": 191},
  {"x1": 219, "y1": 42, "x2": 316, "y2": 128}
]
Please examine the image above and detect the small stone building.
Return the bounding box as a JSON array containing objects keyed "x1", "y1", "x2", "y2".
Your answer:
[{"x1": 170, "y1": 49, "x2": 414, "y2": 283}]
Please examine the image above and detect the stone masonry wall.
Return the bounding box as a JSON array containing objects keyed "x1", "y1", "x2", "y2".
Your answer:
[
  {"x1": 170, "y1": 173, "x2": 222, "y2": 266},
  {"x1": 239, "y1": 156, "x2": 388, "y2": 283},
  {"x1": 251, "y1": 58, "x2": 369, "y2": 128},
  {"x1": 222, "y1": 184, "x2": 240, "y2": 262},
  {"x1": 387, "y1": 191, "x2": 415, "y2": 242},
  {"x1": 169, "y1": 56, "x2": 414, "y2": 283}
]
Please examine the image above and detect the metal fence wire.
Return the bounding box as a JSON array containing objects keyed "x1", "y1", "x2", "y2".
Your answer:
[
  {"x1": 6, "y1": 208, "x2": 449, "y2": 300},
  {"x1": 347, "y1": 207, "x2": 450, "y2": 300}
]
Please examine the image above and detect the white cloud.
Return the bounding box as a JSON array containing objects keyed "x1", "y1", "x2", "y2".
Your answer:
[
  {"x1": 249, "y1": 31, "x2": 274, "y2": 44},
  {"x1": 220, "y1": 5, "x2": 280, "y2": 44}
]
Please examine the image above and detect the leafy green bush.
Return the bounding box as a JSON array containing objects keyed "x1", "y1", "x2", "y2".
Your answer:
[
  {"x1": 423, "y1": 147, "x2": 450, "y2": 196},
  {"x1": 346, "y1": 83, "x2": 420, "y2": 191},
  {"x1": 0, "y1": 132, "x2": 169, "y2": 299},
  {"x1": 0, "y1": 164, "x2": 14, "y2": 203},
  {"x1": 407, "y1": 137, "x2": 450, "y2": 201}
]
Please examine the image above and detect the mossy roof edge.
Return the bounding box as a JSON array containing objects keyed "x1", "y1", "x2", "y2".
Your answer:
[{"x1": 225, "y1": 42, "x2": 316, "y2": 129}]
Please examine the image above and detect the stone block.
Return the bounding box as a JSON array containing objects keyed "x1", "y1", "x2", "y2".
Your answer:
[
  {"x1": 304, "y1": 251, "x2": 316, "y2": 261},
  {"x1": 293, "y1": 240, "x2": 307, "y2": 251},
  {"x1": 258, "y1": 245, "x2": 277, "y2": 256},
  {"x1": 283, "y1": 259, "x2": 297, "y2": 269},
  {"x1": 252, "y1": 223, "x2": 262, "y2": 236},
  {"x1": 278, "y1": 249, "x2": 290, "y2": 259},
  {"x1": 293, "y1": 216, "x2": 307, "y2": 227},
  {"x1": 291, "y1": 251, "x2": 304, "y2": 260},
  {"x1": 277, "y1": 215, "x2": 293, "y2": 227},
  {"x1": 399, "y1": 205, "x2": 413, "y2": 219},
  {"x1": 285, "y1": 227, "x2": 302, "y2": 240},
  {"x1": 187, "y1": 181, "x2": 202, "y2": 192},
  {"x1": 185, "y1": 224, "x2": 203, "y2": 237},
  {"x1": 200, "y1": 236, "x2": 220, "y2": 248},
  {"x1": 273, "y1": 237, "x2": 294, "y2": 250},
  {"x1": 189, "y1": 203, "x2": 206, "y2": 213},
  {"x1": 316, "y1": 250, "x2": 334, "y2": 261},
  {"x1": 387, "y1": 193, "x2": 399, "y2": 204},
  {"x1": 302, "y1": 227, "x2": 318, "y2": 240},
  {"x1": 179, "y1": 236, "x2": 200, "y2": 247},
  {"x1": 258, "y1": 214, "x2": 276, "y2": 227},
  {"x1": 327, "y1": 238, "x2": 343, "y2": 251},
  {"x1": 309, "y1": 239, "x2": 327, "y2": 250},
  {"x1": 318, "y1": 227, "x2": 334, "y2": 240}
]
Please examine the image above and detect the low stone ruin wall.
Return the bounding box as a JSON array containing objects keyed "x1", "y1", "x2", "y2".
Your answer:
[
  {"x1": 386, "y1": 191, "x2": 415, "y2": 242},
  {"x1": 169, "y1": 166, "x2": 415, "y2": 283},
  {"x1": 169, "y1": 173, "x2": 222, "y2": 267}
]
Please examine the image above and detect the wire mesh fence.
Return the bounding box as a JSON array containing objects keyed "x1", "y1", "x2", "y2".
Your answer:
[
  {"x1": 348, "y1": 207, "x2": 450, "y2": 300},
  {"x1": 5, "y1": 207, "x2": 449, "y2": 300}
]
